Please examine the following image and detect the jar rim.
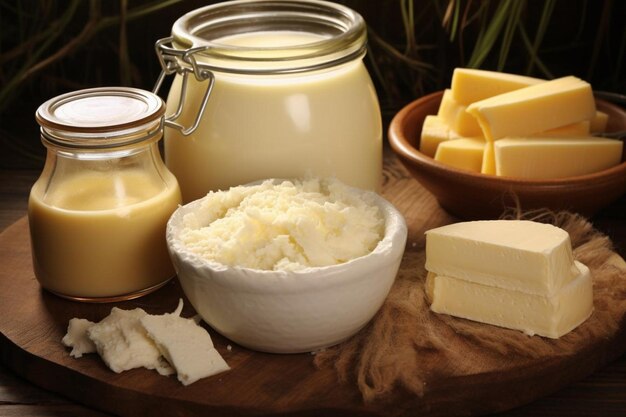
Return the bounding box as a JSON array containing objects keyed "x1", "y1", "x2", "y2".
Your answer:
[
  {"x1": 170, "y1": 0, "x2": 367, "y2": 74},
  {"x1": 36, "y1": 87, "x2": 165, "y2": 149}
]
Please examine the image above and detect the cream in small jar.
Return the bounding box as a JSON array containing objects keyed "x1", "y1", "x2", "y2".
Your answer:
[{"x1": 30, "y1": 87, "x2": 181, "y2": 301}]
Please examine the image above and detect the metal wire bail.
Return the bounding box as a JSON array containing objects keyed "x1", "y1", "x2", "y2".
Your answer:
[{"x1": 153, "y1": 37, "x2": 215, "y2": 136}]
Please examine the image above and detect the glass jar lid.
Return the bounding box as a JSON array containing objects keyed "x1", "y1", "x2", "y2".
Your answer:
[
  {"x1": 170, "y1": 0, "x2": 367, "y2": 74},
  {"x1": 36, "y1": 87, "x2": 165, "y2": 148}
]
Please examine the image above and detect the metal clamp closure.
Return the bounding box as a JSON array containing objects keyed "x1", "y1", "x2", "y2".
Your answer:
[{"x1": 153, "y1": 37, "x2": 215, "y2": 136}]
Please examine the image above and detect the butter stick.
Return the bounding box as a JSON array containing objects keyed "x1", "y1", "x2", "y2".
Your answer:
[
  {"x1": 494, "y1": 137, "x2": 623, "y2": 179},
  {"x1": 420, "y1": 115, "x2": 452, "y2": 157},
  {"x1": 434, "y1": 138, "x2": 485, "y2": 173},
  {"x1": 466, "y1": 76, "x2": 596, "y2": 141},
  {"x1": 451, "y1": 68, "x2": 544, "y2": 105},
  {"x1": 437, "y1": 89, "x2": 483, "y2": 137}
]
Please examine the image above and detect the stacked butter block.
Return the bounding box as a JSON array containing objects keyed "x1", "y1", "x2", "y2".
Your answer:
[
  {"x1": 420, "y1": 68, "x2": 623, "y2": 179},
  {"x1": 424, "y1": 220, "x2": 593, "y2": 339}
]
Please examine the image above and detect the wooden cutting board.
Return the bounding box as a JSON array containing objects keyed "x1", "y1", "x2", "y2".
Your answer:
[{"x1": 1, "y1": 165, "x2": 626, "y2": 417}]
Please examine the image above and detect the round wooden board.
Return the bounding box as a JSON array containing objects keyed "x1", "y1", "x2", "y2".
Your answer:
[{"x1": 1, "y1": 172, "x2": 626, "y2": 417}]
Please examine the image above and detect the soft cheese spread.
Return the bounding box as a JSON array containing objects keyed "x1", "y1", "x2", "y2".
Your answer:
[{"x1": 178, "y1": 178, "x2": 384, "y2": 271}]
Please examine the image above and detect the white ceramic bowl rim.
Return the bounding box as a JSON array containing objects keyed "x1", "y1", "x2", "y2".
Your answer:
[{"x1": 166, "y1": 181, "x2": 408, "y2": 293}]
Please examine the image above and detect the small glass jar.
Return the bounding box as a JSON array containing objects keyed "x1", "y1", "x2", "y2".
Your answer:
[
  {"x1": 154, "y1": 0, "x2": 382, "y2": 202},
  {"x1": 30, "y1": 87, "x2": 182, "y2": 302}
]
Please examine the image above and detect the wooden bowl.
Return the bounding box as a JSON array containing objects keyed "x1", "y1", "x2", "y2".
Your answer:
[{"x1": 388, "y1": 91, "x2": 626, "y2": 219}]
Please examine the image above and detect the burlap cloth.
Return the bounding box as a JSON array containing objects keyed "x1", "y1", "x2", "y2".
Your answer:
[{"x1": 314, "y1": 211, "x2": 626, "y2": 401}]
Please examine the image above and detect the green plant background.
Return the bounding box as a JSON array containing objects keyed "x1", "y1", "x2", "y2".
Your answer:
[{"x1": 1, "y1": 0, "x2": 624, "y2": 169}]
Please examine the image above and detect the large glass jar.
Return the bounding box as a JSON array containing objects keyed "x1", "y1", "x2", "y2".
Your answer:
[
  {"x1": 30, "y1": 87, "x2": 182, "y2": 302},
  {"x1": 155, "y1": 0, "x2": 382, "y2": 202}
]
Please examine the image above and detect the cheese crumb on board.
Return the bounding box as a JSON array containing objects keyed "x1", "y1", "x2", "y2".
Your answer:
[
  {"x1": 87, "y1": 307, "x2": 174, "y2": 375},
  {"x1": 62, "y1": 318, "x2": 96, "y2": 358},
  {"x1": 141, "y1": 300, "x2": 230, "y2": 386},
  {"x1": 179, "y1": 178, "x2": 384, "y2": 271},
  {"x1": 62, "y1": 300, "x2": 229, "y2": 384},
  {"x1": 424, "y1": 220, "x2": 593, "y2": 338}
]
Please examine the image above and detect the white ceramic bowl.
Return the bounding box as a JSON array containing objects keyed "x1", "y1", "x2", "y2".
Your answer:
[{"x1": 166, "y1": 182, "x2": 407, "y2": 353}]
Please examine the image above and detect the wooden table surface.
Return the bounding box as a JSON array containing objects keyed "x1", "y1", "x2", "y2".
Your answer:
[{"x1": 1, "y1": 164, "x2": 625, "y2": 417}]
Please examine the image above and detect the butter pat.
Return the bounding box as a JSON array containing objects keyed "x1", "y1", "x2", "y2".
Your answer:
[
  {"x1": 451, "y1": 68, "x2": 543, "y2": 105},
  {"x1": 425, "y1": 220, "x2": 579, "y2": 296},
  {"x1": 494, "y1": 137, "x2": 623, "y2": 179},
  {"x1": 426, "y1": 261, "x2": 593, "y2": 339},
  {"x1": 434, "y1": 138, "x2": 485, "y2": 173},
  {"x1": 437, "y1": 89, "x2": 483, "y2": 136},
  {"x1": 466, "y1": 76, "x2": 596, "y2": 141}
]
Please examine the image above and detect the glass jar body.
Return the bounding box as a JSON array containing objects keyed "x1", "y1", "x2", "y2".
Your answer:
[
  {"x1": 28, "y1": 140, "x2": 181, "y2": 301},
  {"x1": 160, "y1": 0, "x2": 382, "y2": 202},
  {"x1": 165, "y1": 61, "x2": 382, "y2": 202}
]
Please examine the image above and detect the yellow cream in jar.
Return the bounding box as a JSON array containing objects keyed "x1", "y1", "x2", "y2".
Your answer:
[{"x1": 29, "y1": 170, "x2": 181, "y2": 299}]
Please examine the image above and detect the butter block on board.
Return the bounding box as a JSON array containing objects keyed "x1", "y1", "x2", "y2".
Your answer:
[
  {"x1": 451, "y1": 68, "x2": 544, "y2": 105},
  {"x1": 466, "y1": 76, "x2": 596, "y2": 141},
  {"x1": 437, "y1": 89, "x2": 483, "y2": 137},
  {"x1": 494, "y1": 137, "x2": 623, "y2": 179},
  {"x1": 420, "y1": 115, "x2": 452, "y2": 157},
  {"x1": 434, "y1": 138, "x2": 485, "y2": 173},
  {"x1": 425, "y1": 260, "x2": 593, "y2": 339},
  {"x1": 425, "y1": 220, "x2": 580, "y2": 296}
]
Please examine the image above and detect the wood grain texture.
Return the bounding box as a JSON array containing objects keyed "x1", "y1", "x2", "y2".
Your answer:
[{"x1": 1, "y1": 158, "x2": 625, "y2": 417}]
